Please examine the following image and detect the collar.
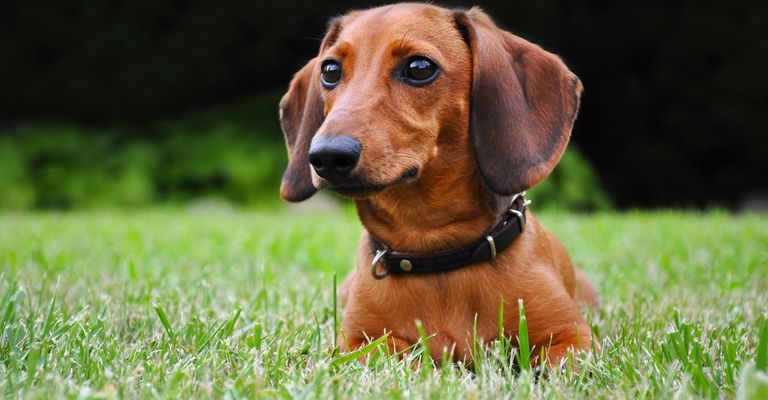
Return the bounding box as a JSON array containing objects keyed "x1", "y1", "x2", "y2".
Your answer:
[{"x1": 369, "y1": 191, "x2": 531, "y2": 279}]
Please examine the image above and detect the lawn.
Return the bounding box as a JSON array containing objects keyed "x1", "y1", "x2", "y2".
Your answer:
[{"x1": 1, "y1": 208, "x2": 766, "y2": 398}]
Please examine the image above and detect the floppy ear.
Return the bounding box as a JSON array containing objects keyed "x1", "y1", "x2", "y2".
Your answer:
[
  {"x1": 278, "y1": 58, "x2": 324, "y2": 202},
  {"x1": 454, "y1": 8, "x2": 583, "y2": 196},
  {"x1": 279, "y1": 18, "x2": 346, "y2": 202}
]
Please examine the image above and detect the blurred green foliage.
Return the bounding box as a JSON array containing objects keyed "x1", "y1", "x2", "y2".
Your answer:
[
  {"x1": 528, "y1": 147, "x2": 612, "y2": 211},
  {"x1": 0, "y1": 93, "x2": 610, "y2": 211},
  {"x1": 0, "y1": 124, "x2": 286, "y2": 209},
  {"x1": 0, "y1": 94, "x2": 287, "y2": 209}
]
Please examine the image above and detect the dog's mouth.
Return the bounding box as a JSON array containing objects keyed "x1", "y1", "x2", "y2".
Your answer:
[{"x1": 327, "y1": 167, "x2": 419, "y2": 198}]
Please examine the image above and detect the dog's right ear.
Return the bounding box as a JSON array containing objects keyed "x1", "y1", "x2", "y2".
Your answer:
[{"x1": 279, "y1": 58, "x2": 324, "y2": 202}]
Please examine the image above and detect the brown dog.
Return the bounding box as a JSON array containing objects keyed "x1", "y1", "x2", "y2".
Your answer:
[{"x1": 279, "y1": 3, "x2": 599, "y2": 365}]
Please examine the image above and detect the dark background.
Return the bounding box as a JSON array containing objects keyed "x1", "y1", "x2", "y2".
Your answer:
[{"x1": 2, "y1": 0, "x2": 767, "y2": 209}]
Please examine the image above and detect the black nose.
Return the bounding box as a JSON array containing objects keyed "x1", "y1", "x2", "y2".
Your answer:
[{"x1": 308, "y1": 135, "x2": 361, "y2": 181}]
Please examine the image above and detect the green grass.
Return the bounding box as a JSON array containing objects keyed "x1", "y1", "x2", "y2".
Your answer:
[{"x1": 1, "y1": 208, "x2": 766, "y2": 398}]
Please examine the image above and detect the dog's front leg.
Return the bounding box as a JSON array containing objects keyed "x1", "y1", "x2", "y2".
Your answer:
[
  {"x1": 515, "y1": 286, "x2": 596, "y2": 367},
  {"x1": 536, "y1": 327, "x2": 595, "y2": 367}
]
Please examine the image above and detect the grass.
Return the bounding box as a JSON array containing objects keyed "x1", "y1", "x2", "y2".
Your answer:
[{"x1": 0, "y1": 207, "x2": 766, "y2": 398}]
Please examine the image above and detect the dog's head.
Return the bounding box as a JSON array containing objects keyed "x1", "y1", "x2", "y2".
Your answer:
[{"x1": 279, "y1": 3, "x2": 581, "y2": 202}]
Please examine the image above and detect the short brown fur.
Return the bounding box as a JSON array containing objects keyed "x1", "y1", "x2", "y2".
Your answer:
[{"x1": 279, "y1": 3, "x2": 599, "y2": 365}]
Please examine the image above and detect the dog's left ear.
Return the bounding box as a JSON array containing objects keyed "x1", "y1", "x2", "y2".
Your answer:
[
  {"x1": 279, "y1": 17, "x2": 347, "y2": 202},
  {"x1": 454, "y1": 8, "x2": 582, "y2": 196},
  {"x1": 279, "y1": 58, "x2": 324, "y2": 202}
]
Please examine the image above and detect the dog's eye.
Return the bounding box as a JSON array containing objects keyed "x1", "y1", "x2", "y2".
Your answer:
[
  {"x1": 321, "y1": 60, "x2": 342, "y2": 89},
  {"x1": 402, "y1": 56, "x2": 439, "y2": 86}
]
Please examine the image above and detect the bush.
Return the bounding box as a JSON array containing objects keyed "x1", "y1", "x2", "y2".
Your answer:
[
  {"x1": 0, "y1": 124, "x2": 286, "y2": 209},
  {"x1": 528, "y1": 147, "x2": 612, "y2": 211}
]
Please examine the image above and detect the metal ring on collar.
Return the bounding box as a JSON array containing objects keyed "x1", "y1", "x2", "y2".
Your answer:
[{"x1": 370, "y1": 249, "x2": 390, "y2": 280}]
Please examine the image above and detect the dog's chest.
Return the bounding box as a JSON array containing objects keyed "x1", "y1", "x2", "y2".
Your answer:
[{"x1": 377, "y1": 273, "x2": 504, "y2": 351}]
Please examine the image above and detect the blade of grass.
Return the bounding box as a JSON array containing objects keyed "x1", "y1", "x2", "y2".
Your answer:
[
  {"x1": 333, "y1": 272, "x2": 338, "y2": 348},
  {"x1": 415, "y1": 319, "x2": 433, "y2": 372},
  {"x1": 154, "y1": 304, "x2": 178, "y2": 346},
  {"x1": 330, "y1": 334, "x2": 389, "y2": 369},
  {"x1": 498, "y1": 295, "x2": 505, "y2": 340},
  {"x1": 756, "y1": 316, "x2": 768, "y2": 371},
  {"x1": 0, "y1": 294, "x2": 16, "y2": 337},
  {"x1": 223, "y1": 307, "x2": 242, "y2": 338},
  {"x1": 26, "y1": 343, "x2": 41, "y2": 385},
  {"x1": 517, "y1": 298, "x2": 530, "y2": 370},
  {"x1": 41, "y1": 293, "x2": 57, "y2": 338},
  {"x1": 498, "y1": 295, "x2": 507, "y2": 355}
]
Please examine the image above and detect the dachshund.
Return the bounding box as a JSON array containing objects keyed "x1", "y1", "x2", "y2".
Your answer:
[{"x1": 278, "y1": 3, "x2": 599, "y2": 366}]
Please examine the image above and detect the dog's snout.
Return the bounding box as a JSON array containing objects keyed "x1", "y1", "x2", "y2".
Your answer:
[{"x1": 308, "y1": 135, "x2": 361, "y2": 181}]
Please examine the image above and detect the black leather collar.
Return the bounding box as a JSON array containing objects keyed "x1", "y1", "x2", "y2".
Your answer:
[{"x1": 369, "y1": 192, "x2": 530, "y2": 279}]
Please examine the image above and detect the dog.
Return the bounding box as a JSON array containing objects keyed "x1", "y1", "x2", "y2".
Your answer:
[{"x1": 278, "y1": 3, "x2": 599, "y2": 365}]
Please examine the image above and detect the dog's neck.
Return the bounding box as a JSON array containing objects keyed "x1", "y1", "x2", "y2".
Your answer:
[{"x1": 355, "y1": 142, "x2": 501, "y2": 254}]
